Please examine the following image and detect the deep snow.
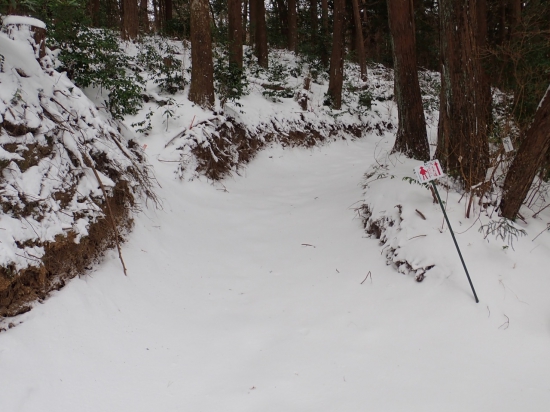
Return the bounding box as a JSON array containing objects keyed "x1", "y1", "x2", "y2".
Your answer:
[
  {"x1": 1, "y1": 132, "x2": 550, "y2": 411},
  {"x1": 1, "y1": 25, "x2": 550, "y2": 412}
]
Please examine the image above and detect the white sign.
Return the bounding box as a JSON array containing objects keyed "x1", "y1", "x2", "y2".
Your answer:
[
  {"x1": 502, "y1": 137, "x2": 514, "y2": 153},
  {"x1": 414, "y1": 159, "x2": 444, "y2": 183}
]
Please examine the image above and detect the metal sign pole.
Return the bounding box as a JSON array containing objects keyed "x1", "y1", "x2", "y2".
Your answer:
[{"x1": 431, "y1": 181, "x2": 479, "y2": 303}]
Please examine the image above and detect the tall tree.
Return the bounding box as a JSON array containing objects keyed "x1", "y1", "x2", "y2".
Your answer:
[
  {"x1": 243, "y1": 0, "x2": 249, "y2": 43},
  {"x1": 249, "y1": 0, "x2": 257, "y2": 45},
  {"x1": 327, "y1": 0, "x2": 346, "y2": 109},
  {"x1": 122, "y1": 0, "x2": 139, "y2": 40},
  {"x1": 228, "y1": 0, "x2": 243, "y2": 68},
  {"x1": 288, "y1": 0, "x2": 298, "y2": 52},
  {"x1": 139, "y1": 0, "x2": 149, "y2": 32},
  {"x1": 435, "y1": 0, "x2": 489, "y2": 188},
  {"x1": 500, "y1": 86, "x2": 550, "y2": 219},
  {"x1": 189, "y1": 0, "x2": 215, "y2": 108},
  {"x1": 321, "y1": 0, "x2": 329, "y2": 65},
  {"x1": 387, "y1": 0, "x2": 429, "y2": 160},
  {"x1": 255, "y1": 0, "x2": 269, "y2": 67},
  {"x1": 311, "y1": 0, "x2": 318, "y2": 45},
  {"x1": 91, "y1": 0, "x2": 101, "y2": 27},
  {"x1": 351, "y1": 0, "x2": 367, "y2": 81}
]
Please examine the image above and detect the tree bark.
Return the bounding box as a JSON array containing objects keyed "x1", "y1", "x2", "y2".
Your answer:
[
  {"x1": 165, "y1": 0, "x2": 173, "y2": 20},
  {"x1": 249, "y1": 0, "x2": 257, "y2": 45},
  {"x1": 327, "y1": 0, "x2": 346, "y2": 109},
  {"x1": 243, "y1": 0, "x2": 249, "y2": 43},
  {"x1": 122, "y1": 0, "x2": 139, "y2": 40},
  {"x1": 140, "y1": 0, "x2": 149, "y2": 32},
  {"x1": 229, "y1": 0, "x2": 244, "y2": 68},
  {"x1": 288, "y1": 0, "x2": 298, "y2": 52},
  {"x1": 500, "y1": 86, "x2": 550, "y2": 219},
  {"x1": 387, "y1": 0, "x2": 429, "y2": 160},
  {"x1": 321, "y1": 0, "x2": 329, "y2": 65},
  {"x1": 352, "y1": 0, "x2": 367, "y2": 81},
  {"x1": 435, "y1": 0, "x2": 489, "y2": 188},
  {"x1": 509, "y1": 0, "x2": 522, "y2": 38},
  {"x1": 91, "y1": 0, "x2": 101, "y2": 27},
  {"x1": 189, "y1": 0, "x2": 215, "y2": 109},
  {"x1": 255, "y1": 0, "x2": 269, "y2": 67},
  {"x1": 311, "y1": 0, "x2": 318, "y2": 43}
]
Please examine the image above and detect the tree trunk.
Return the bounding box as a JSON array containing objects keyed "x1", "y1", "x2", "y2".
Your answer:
[
  {"x1": 321, "y1": 0, "x2": 329, "y2": 65},
  {"x1": 477, "y1": 0, "x2": 492, "y2": 139},
  {"x1": 435, "y1": 0, "x2": 489, "y2": 188},
  {"x1": 274, "y1": 0, "x2": 289, "y2": 43},
  {"x1": 91, "y1": 0, "x2": 101, "y2": 27},
  {"x1": 189, "y1": 0, "x2": 215, "y2": 109},
  {"x1": 166, "y1": 0, "x2": 173, "y2": 19},
  {"x1": 387, "y1": 0, "x2": 429, "y2": 161},
  {"x1": 153, "y1": 0, "x2": 161, "y2": 32},
  {"x1": 509, "y1": 0, "x2": 522, "y2": 38},
  {"x1": 311, "y1": 0, "x2": 318, "y2": 44},
  {"x1": 500, "y1": 86, "x2": 550, "y2": 219},
  {"x1": 255, "y1": 0, "x2": 269, "y2": 67},
  {"x1": 229, "y1": 0, "x2": 244, "y2": 68},
  {"x1": 122, "y1": 0, "x2": 139, "y2": 40},
  {"x1": 249, "y1": 0, "x2": 257, "y2": 45},
  {"x1": 288, "y1": 0, "x2": 298, "y2": 52},
  {"x1": 352, "y1": 0, "x2": 367, "y2": 81},
  {"x1": 243, "y1": 0, "x2": 249, "y2": 43},
  {"x1": 140, "y1": 0, "x2": 149, "y2": 32},
  {"x1": 327, "y1": 0, "x2": 346, "y2": 109}
]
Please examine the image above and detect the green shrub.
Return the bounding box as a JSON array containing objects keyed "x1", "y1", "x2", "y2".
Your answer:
[{"x1": 53, "y1": 27, "x2": 144, "y2": 119}]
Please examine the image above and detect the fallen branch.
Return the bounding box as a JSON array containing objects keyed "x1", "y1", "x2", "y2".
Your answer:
[
  {"x1": 360, "y1": 271, "x2": 372, "y2": 284},
  {"x1": 83, "y1": 153, "x2": 127, "y2": 276}
]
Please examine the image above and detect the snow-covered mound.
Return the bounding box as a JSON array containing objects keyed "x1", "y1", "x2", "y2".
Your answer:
[
  {"x1": 124, "y1": 42, "x2": 399, "y2": 180},
  {"x1": 0, "y1": 20, "x2": 155, "y2": 316}
]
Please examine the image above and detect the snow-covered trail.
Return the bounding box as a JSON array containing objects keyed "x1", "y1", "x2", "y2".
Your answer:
[{"x1": 1, "y1": 136, "x2": 550, "y2": 411}]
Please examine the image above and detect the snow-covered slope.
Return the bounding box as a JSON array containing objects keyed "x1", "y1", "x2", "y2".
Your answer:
[{"x1": 0, "y1": 20, "x2": 155, "y2": 316}]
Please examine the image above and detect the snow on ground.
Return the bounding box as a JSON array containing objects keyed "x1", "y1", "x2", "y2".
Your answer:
[
  {"x1": 1, "y1": 124, "x2": 550, "y2": 410},
  {"x1": 1, "y1": 31, "x2": 550, "y2": 411}
]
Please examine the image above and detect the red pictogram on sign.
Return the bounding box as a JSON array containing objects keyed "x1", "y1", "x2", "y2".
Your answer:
[{"x1": 414, "y1": 159, "x2": 444, "y2": 183}]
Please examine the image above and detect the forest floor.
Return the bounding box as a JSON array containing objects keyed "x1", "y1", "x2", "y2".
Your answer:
[{"x1": 1, "y1": 35, "x2": 550, "y2": 411}]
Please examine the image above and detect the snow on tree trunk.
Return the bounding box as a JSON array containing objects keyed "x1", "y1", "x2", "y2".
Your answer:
[
  {"x1": 189, "y1": 0, "x2": 215, "y2": 109},
  {"x1": 387, "y1": 0, "x2": 429, "y2": 161}
]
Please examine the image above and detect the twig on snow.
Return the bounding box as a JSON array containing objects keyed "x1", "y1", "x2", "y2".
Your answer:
[{"x1": 360, "y1": 271, "x2": 372, "y2": 284}]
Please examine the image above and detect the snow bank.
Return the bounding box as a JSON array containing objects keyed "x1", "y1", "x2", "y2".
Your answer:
[{"x1": 0, "y1": 21, "x2": 155, "y2": 316}]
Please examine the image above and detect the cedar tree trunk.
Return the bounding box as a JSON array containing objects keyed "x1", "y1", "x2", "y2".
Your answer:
[
  {"x1": 387, "y1": 0, "x2": 429, "y2": 160},
  {"x1": 321, "y1": 0, "x2": 329, "y2": 65},
  {"x1": 352, "y1": 0, "x2": 367, "y2": 81},
  {"x1": 140, "y1": 0, "x2": 149, "y2": 32},
  {"x1": 435, "y1": 0, "x2": 489, "y2": 188},
  {"x1": 288, "y1": 0, "x2": 298, "y2": 52},
  {"x1": 500, "y1": 87, "x2": 550, "y2": 219},
  {"x1": 311, "y1": 0, "x2": 318, "y2": 44},
  {"x1": 229, "y1": 0, "x2": 244, "y2": 68},
  {"x1": 91, "y1": 0, "x2": 101, "y2": 27},
  {"x1": 255, "y1": 0, "x2": 269, "y2": 67},
  {"x1": 249, "y1": 0, "x2": 257, "y2": 45},
  {"x1": 327, "y1": 0, "x2": 346, "y2": 109},
  {"x1": 122, "y1": 0, "x2": 139, "y2": 40},
  {"x1": 189, "y1": 0, "x2": 215, "y2": 108}
]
